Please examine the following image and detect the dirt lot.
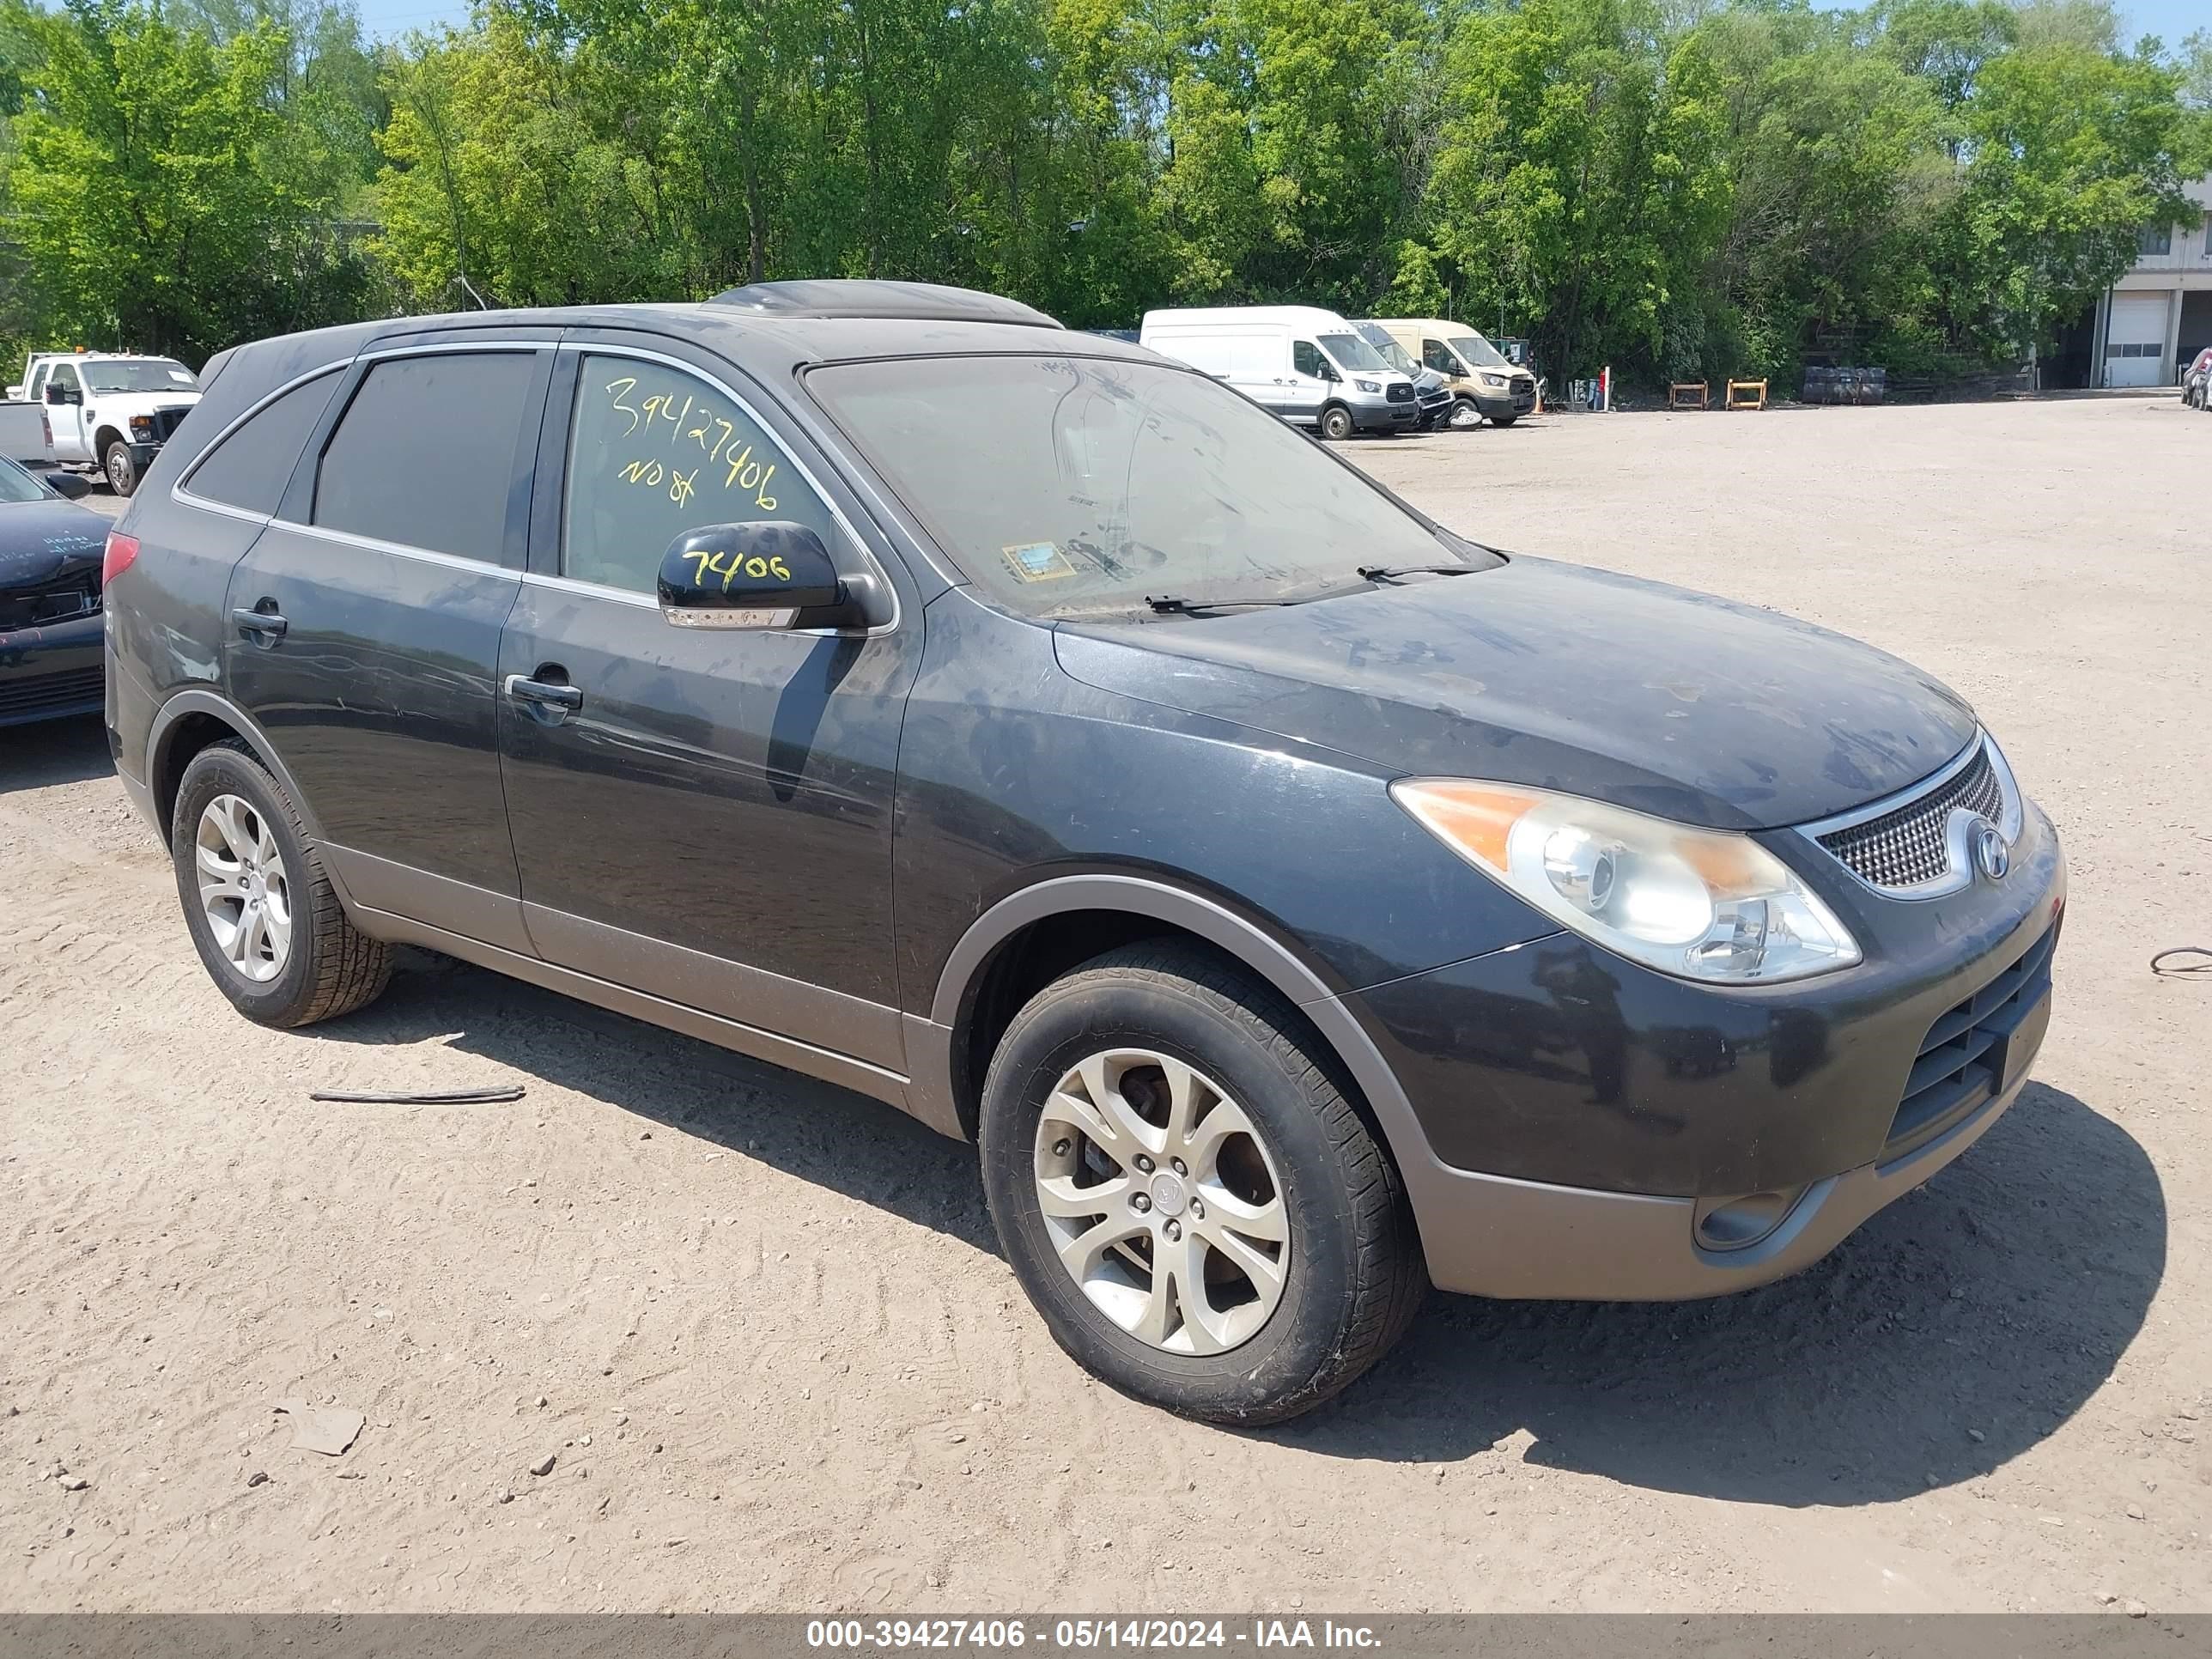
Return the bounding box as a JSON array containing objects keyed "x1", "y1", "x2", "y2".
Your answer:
[{"x1": 3, "y1": 393, "x2": 2208, "y2": 1613}]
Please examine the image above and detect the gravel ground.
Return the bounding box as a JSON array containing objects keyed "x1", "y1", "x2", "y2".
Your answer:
[{"x1": 3, "y1": 392, "x2": 2207, "y2": 1613}]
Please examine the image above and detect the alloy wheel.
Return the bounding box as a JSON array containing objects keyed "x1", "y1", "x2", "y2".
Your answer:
[
  {"x1": 1032, "y1": 1048, "x2": 1290, "y2": 1355},
  {"x1": 1447, "y1": 401, "x2": 1481, "y2": 428},
  {"x1": 194, "y1": 793, "x2": 293, "y2": 983}
]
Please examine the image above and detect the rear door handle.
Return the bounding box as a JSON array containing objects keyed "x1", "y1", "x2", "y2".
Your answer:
[
  {"x1": 503, "y1": 673, "x2": 583, "y2": 711},
  {"x1": 233, "y1": 605, "x2": 286, "y2": 642}
]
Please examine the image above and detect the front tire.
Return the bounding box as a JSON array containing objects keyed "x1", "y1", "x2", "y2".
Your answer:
[
  {"x1": 102, "y1": 440, "x2": 137, "y2": 496},
  {"x1": 172, "y1": 738, "x2": 392, "y2": 1027},
  {"x1": 1317, "y1": 404, "x2": 1354, "y2": 441},
  {"x1": 979, "y1": 943, "x2": 1424, "y2": 1425}
]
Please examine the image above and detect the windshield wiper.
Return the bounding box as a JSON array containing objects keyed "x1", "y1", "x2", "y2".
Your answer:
[
  {"x1": 1356, "y1": 562, "x2": 1479, "y2": 583},
  {"x1": 1143, "y1": 593, "x2": 1314, "y2": 617}
]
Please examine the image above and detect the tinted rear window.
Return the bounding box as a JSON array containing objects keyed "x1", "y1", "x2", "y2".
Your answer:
[
  {"x1": 186, "y1": 370, "x2": 343, "y2": 514},
  {"x1": 313, "y1": 353, "x2": 538, "y2": 562}
]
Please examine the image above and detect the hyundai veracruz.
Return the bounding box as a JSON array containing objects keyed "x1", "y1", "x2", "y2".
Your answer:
[{"x1": 101, "y1": 283, "x2": 2063, "y2": 1423}]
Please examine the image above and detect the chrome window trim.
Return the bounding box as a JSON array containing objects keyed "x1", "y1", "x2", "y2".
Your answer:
[
  {"x1": 1793, "y1": 729, "x2": 2023, "y2": 902},
  {"x1": 170, "y1": 357, "x2": 355, "y2": 522},
  {"x1": 557, "y1": 341, "x2": 901, "y2": 638},
  {"x1": 522, "y1": 569, "x2": 657, "y2": 611},
  {"x1": 263, "y1": 520, "x2": 516, "y2": 578}
]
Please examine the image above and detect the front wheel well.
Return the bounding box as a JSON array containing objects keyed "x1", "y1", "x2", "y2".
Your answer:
[
  {"x1": 949, "y1": 908, "x2": 1369, "y2": 1147},
  {"x1": 93, "y1": 425, "x2": 127, "y2": 458}
]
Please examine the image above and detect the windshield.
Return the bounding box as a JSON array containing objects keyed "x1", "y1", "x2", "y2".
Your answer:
[
  {"x1": 1355, "y1": 325, "x2": 1419, "y2": 375},
  {"x1": 82, "y1": 359, "x2": 198, "y2": 393},
  {"x1": 0, "y1": 455, "x2": 52, "y2": 504},
  {"x1": 1317, "y1": 331, "x2": 1389, "y2": 374},
  {"x1": 808, "y1": 355, "x2": 1491, "y2": 617},
  {"x1": 1449, "y1": 334, "x2": 1511, "y2": 371}
]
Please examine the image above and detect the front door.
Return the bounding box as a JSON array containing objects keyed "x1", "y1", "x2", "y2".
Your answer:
[
  {"x1": 495, "y1": 338, "x2": 920, "y2": 1071},
  {"x1": 222, "y1": 340, "x2": 553, "y2": 951},
  {"x1": 44, "y1": 362, "x2": 89, "y2": 460},
  {"x1": 1285, "y1": 339, "x2": 1334, "y2": 423}
]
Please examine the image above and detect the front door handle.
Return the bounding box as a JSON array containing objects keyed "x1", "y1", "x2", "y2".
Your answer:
[
  {"x1": 503, "y1": 673, "x2": 584, "y2": 712},
  {"x1": 233, "y1": 605, "x2": 286, "y2": 643}
]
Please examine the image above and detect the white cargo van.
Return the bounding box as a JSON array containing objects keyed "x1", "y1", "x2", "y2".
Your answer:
[{"x1": 1138, "y1": 306, "x2": 1419, "y2": 439}]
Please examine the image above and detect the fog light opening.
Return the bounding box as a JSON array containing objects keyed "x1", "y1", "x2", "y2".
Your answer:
[{"x1": 1693, "y1": 1187, "x2": 1807, "y2": 1252}]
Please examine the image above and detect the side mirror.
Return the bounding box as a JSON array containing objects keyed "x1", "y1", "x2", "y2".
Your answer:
[
  {"x1": 658, "y1": 521, "x2": 848, "y2": 630},
  {"x1": 44, "y1": 384, "x2": 70, "y2": 405},
  {"x1": 40, "y1": 470, "x2": 89, "y2": 500},
  {"x1": 1318, "y1": 362, "x2": 1341, "y2": 383}
]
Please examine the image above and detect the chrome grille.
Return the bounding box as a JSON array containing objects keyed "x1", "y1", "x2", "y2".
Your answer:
[{"x1": 1816, "y1": 742, "x2": 2005, "y2": 890}]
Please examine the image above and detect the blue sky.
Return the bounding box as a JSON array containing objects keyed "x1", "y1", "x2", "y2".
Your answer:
[{"x1": 347, "y1": 0, "x2": 2209, "y2": 46}]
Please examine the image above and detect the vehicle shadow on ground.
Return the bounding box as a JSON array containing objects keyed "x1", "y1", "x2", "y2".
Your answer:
[
  {"x1": 310, "y1": 956, "x2": 2160, "y2": 1510},
  {"x1": 307, "y1": 949, "x2": 1001, "y2": 1255},
  {"x1": 0, "y1": 714, "x2": 113, "y2": 793},
  {"x1": 1286, "y1": 1080, "x2": 2163, "y2": 1508}
]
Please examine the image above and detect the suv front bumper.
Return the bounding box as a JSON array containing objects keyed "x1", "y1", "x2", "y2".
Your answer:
[{"x1": 1352, "y1": 801, "x2": 2063, "y2": 1300}]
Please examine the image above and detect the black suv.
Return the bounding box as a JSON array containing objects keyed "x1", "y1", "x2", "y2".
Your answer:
[{"x1": 104, "y1": 283, "x2": 2063, "y2": 1423}]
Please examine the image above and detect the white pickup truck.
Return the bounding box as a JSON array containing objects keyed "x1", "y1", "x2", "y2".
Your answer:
[{"x1": 6, "y1": 351, "x2": 204, "y2": 496}]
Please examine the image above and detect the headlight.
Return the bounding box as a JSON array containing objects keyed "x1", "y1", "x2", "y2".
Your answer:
[
  {"x1": 1354, "y1": 379, "x2": 1380, "y2": 394},
  {"x1": 1391, "y1": 780, "x2": 1862, "y2": 984},
  {"x1": 1480, "y1": 373, "x2": 1506, "y2": 388},
  {"x1": 129, "y1": 415, "x2": 154, "y2": 437}
]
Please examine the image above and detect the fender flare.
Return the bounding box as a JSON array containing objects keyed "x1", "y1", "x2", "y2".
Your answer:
[{"x1": 916, "y1": 873, "x2": 1449, "y2": 1194}]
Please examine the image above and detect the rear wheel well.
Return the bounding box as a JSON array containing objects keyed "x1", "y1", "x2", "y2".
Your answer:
[
  {"x1": 153, "y1": 710, "x2": 257, "y2": 836},
  {"x1": 950, "y1": 909, "x2": 1364, "y2": 1146}
]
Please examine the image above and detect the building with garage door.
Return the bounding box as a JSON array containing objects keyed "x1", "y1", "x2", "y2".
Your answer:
[{"x1": 2086, "y1": 176, "x2": 2212, "y2": 388}]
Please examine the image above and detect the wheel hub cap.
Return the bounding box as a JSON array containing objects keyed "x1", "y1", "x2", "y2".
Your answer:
[{"x1": 1031, "y1": 1048, "x2": 1290, "y2": 1356}]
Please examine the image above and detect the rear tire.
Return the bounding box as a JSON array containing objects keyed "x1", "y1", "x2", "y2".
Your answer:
[
  {"x1": 1318, "y1": 404, "x2": 1354, "y2": 441},
  {"x1": 979, "y1": 942, "x2": 1424, "y2": 1425},
  {"x1": 172, "y1": 738, "x2": 392, "y2": 1027},
  {"x1": 101, "y1": 440, "x2": 137, "y2": 497}
]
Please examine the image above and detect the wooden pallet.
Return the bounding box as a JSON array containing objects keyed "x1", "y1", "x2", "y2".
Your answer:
[
  {"x1": 1726, "y1": 379, "x2": 1768, "y2": 410},
  {"x1": 1669, "y1": 382, "x2": 1708, "y2": 410}
]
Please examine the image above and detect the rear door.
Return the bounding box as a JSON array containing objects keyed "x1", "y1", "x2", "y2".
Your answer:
[
  {"x1": 222, "y1": 336, "x2": 555, "y2": 951},
  {"x1": 494, "y1": 335, "x2": 921, "y2": 1073}
]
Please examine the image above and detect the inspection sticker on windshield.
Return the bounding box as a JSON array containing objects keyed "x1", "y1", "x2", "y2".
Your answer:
[{"x1": 1001, "y1": 541, "x2": 1078, "y2": 583}]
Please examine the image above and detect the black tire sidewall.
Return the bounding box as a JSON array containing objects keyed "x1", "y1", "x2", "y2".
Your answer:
[
  {"x1": 980, "y1": 971, "x2": 1368, "y2": 1421},
  {"x1": 171, "y1": 745, "x2": 324, "y2": 1022},
  {"x1": 104, "y1": 442, "x2": 137, "y2": 496},
  {"x1": 1319, "y1": 406, "x2": 1352, "y2": 441}
]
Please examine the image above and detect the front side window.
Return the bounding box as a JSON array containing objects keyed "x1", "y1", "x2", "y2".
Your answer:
[
  {"x1": 1421, "y1": 338, "x2": 1462, "y2": 376},
  {"x1": 1449, "y1": 333, "x2": 1512, "y2": 370},
  {"x1": 314, "y1": 352, "x2": 538, "y2": 564},
  {"x1": 0, "y1": 454, "x2": 52, "y2": 504},
  {"x1": 48, "y1": 363, "x2": 80, "y2": 397},
  {"x1": 188, "y1": 371, "x2": 343, "y2": 514},
  {"x1": 1291, "y1": 340, "x2": 1328, "y2": 380},
  {"x1": 84, "y1": 358, "x2": 198, "y2": 393},
  {"x1": 1316, "y1": 331, "x2": 1388, "y2": 374},
  {"x1": 562, "y1": 353, "x2": 835, "y2": 593},
  {"x1": 809, "y1": 355, "x2": 1493, "y2": 619}
]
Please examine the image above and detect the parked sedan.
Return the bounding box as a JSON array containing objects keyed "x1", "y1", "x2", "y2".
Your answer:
[
  {"x1": 104, "y1": 283, "x2": 2061, "y2": 1424},
  {"x1": 0, "y1": 453, "x2": 110, "y2": 726}
]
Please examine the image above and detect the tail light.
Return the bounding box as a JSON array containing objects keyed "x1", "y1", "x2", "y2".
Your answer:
[
  {"x1": 40, "y1": 410, "x2": 52, "y2": 447},
  {"x1": 102, "y1": 531, "x2": 140, "y2": 586}
]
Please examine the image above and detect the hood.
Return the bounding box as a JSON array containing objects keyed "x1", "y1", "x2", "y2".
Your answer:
[
  {"x1": 0, "y1": 499, "x2": 109, "y2": 592},
  {"x1": 1052, "y1": 556, "x2": 1979, "y2": 830}
]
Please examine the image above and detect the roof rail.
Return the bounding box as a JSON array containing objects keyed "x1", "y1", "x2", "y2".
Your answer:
[{"x1": 706, "y1": 280, "x2": 1062, "y2": 330}]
